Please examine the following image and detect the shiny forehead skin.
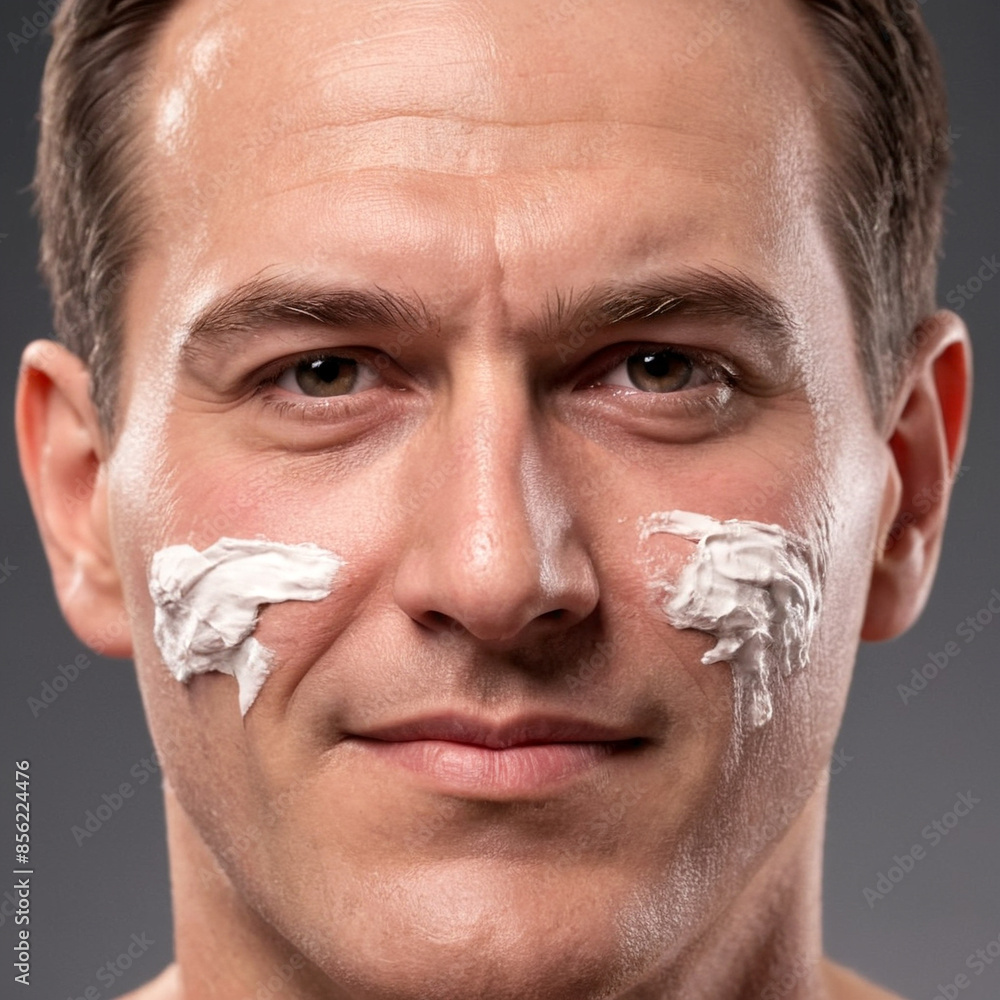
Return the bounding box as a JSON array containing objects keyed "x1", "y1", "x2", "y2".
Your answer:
[{"x1": 135, "y1": 0, "x2": 835, "y2": 274}]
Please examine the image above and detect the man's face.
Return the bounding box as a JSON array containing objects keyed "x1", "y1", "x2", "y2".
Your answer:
[{"x1": 107, "y1": 0, "x2": 892, "y2": 994}]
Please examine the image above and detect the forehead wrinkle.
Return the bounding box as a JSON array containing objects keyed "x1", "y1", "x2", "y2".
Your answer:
[
  {"x1": 144, "y1": 0, "x2": 831, "y2": 262},
  {"x1": 157, "y1": 0, "x2": 810, "y2": 182},
  {"x1": 147, "y1": 0, "x2": 506, "y2": 169},
  {"x1": 300, "y1": 0, "x2": 504, "y2": 113},
  {"x1": 248, "y1": 118, "x2": 719, "y2": 197},
  {"x1": 139, "y1": 0, "x2": 841, "y2": 379}
]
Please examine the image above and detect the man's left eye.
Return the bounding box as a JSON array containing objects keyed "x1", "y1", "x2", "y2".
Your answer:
[
  {"x1": 595, "y1": 348, "x2": 713, "y2": 393},
  {"x1": 275, "y1": 355, "x2": 380, "y2": 397}
]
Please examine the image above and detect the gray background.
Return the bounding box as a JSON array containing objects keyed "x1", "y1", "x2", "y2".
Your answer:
[{"x1": 1, "y1": 3, "x2": 997, "y2": 998}]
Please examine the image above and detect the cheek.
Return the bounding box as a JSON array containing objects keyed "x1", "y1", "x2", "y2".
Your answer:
[
  {"x1": 121, "y1": 447, "x2": 407, "y2": 720},
  {"x1": 148, "y1": 538, "x2": 345, "y2": 715},
  {"x1": 635, "y1": 509, "x2": 826, "y2": 732},
  {"x1": 797, "y1": 431, "x2": 890, "y2": 725},
  {"x1": 599, "y1": 404, "x2": 866, "y2": 741},
  {"x1": 158, "y1": 448, "x2": 285, "y2": 544}
]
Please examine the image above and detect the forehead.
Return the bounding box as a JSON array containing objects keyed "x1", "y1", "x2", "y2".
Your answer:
[{"x1": 135, "y1": 0, "x2": 838, "y2": 331}]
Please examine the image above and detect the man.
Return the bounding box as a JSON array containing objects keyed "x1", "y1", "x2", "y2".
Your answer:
[{"x1": 15, "y1": 0, "x2": 971, "y2": 997}]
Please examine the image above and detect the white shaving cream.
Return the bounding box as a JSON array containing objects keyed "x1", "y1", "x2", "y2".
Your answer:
[
  {"x1": 639, "y1": 510, "x2": 824, "y2": 728},
  {"x1": 148, "y1": 538, "x2": 344, "y2": 715}
]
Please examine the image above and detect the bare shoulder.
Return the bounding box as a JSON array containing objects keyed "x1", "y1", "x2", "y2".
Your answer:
[
  {"x1": 823, "y1": 958, "x2": 909, "y2": 1000},
  {"x1": 115, "y1": 963, "x2": 182, "y2": 1000}
]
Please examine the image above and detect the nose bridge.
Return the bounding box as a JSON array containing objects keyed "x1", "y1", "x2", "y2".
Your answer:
[
  {"x1": 459, "y1": 374, "x2": 540, "y2": 581},
  {"x1": 393, "y1": 358, "x2": 598, "y2": 644}
]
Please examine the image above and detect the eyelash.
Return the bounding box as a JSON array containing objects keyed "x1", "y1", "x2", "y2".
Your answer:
[
  {"x1": 582, "y1": 343, "x2": 737, "y2": 392},
  {"x1": 252, "y1": 343, "x2": 739, "y2": 420},
  {"x1": 253, "y1": 350, "x2": 385, "y2": 420}
]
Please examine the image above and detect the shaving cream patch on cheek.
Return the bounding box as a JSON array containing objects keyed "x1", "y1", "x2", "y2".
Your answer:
[
  {"x1": 148, "y1": 538, "x2": 344, "y2": 715},
  {"x1": 639, "y1": 510, "x2": 825, "y2": 728}
]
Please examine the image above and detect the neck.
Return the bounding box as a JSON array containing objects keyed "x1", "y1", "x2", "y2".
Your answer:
[{"x1": 162, "y1": 782, "x2": 834, "y2": 1000}]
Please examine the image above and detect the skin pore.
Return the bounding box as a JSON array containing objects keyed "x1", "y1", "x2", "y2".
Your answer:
[{"x1": 15, "y1": 0, "x2": 971, "y2": 998}]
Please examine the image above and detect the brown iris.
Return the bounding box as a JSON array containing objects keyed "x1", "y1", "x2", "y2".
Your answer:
[
  {"x1": 292, "y1": 356, "x2": 359, "y2": 397},
  {"x1": 625, "y1": 350, "x2": 694, "y2": 392}
]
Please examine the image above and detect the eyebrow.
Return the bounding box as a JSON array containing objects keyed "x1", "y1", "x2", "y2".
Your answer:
[
  {"x1": 181, "y1": 273, "x2": 432, "y2": 361},
  {"x1": 537, "y1": 267, "x2": 800, "y2": 345},
  {"x1": 180, "y1": 265, "x2": 798, "y2": 363}
]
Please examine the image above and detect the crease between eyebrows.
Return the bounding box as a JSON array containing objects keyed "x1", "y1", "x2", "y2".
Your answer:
[{"x1": 180, "y1": 264, "x2": 799, "y2": 363}]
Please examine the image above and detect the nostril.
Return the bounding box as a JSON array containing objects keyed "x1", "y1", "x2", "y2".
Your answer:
[{"x1": 422, "y1": 610, "x2": 461, "y2": 632}]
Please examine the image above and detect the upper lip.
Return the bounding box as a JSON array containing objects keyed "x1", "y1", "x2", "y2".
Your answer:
[{"x1": 351, "y1": 713, "x2": 641, "y2": 750}]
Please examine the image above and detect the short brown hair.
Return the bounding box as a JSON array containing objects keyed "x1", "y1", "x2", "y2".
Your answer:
[
  {"x1": 33, "y1": 0, "x2": 950, "y2": 432},
  {"x1": 802, "y1": 0, "x2": 951, "y2": 422}
]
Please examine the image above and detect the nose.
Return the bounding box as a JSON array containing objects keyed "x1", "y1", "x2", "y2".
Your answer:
[{"x1": 392, "y1": 369, "x2": 600, "y2": 647}]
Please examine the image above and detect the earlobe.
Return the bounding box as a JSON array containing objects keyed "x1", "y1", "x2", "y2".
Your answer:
[
  {"x1": 15, "y1": 340, "x2": 132, "y2": 658},
  {"x1": 861, "y1": 312, "x2": 973, "y2": 642}
]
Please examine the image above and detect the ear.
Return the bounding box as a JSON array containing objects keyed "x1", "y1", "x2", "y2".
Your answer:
[
  {"x1": 15, "y1": 340, "x2": 132, "y2": 658},
  {"x1": 862, "y1": 311, "x2": 973, "y2": 641}
]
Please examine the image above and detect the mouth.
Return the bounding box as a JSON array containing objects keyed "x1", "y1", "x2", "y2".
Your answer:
[{"x1": 344, "y1": 713, "x2": 647, "y2": 797}]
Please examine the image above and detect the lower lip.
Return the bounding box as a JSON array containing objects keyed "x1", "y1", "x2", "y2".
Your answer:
[{"x1": 351, "y1": 738, "x2": 628, "y2": 796}]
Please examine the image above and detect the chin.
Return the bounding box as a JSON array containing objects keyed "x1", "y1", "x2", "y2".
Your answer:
[{"x1": 269, "y1": 863, "x2": 659, "y2": 1000}]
